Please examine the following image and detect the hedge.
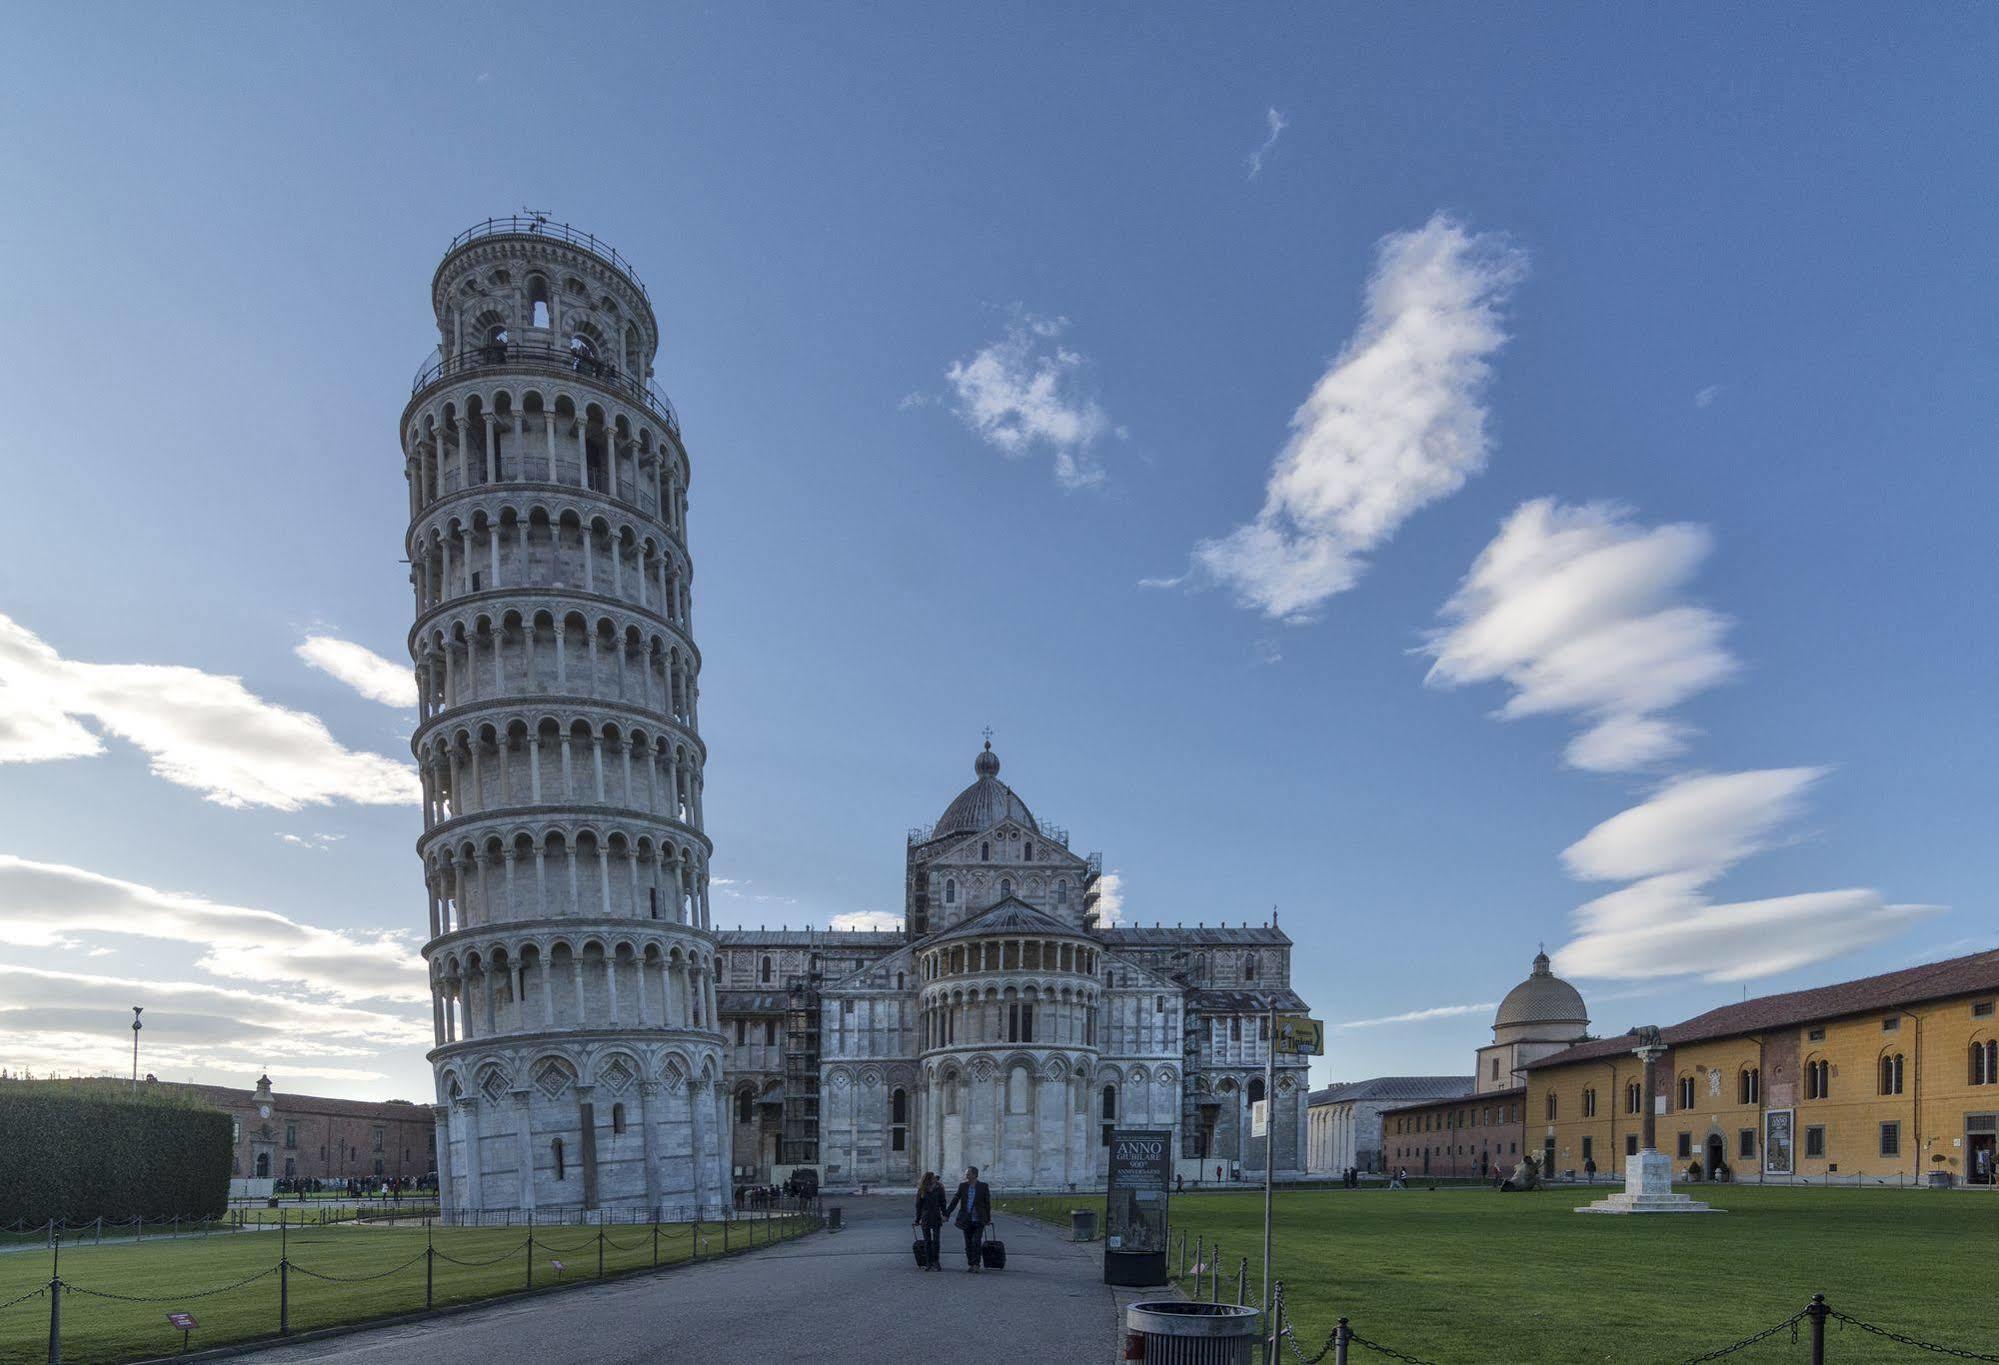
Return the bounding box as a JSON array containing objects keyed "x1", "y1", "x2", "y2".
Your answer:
[{"x1": 0, "y1": 1082, "x2": 232, "y2": 1222}]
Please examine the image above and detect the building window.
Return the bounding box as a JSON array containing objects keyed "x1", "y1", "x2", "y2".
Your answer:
[
  {"x1": 1975, "y1": 1001, "x2": 1995, "y2": 1019},
  {"x1": 372, "y1": 1125, "x2": 384, "y2": 1153},
  {"x1": 1738, "y1": 1068, "x2": 1761, "y2": 1105},
  {"x1": 1805, "y1": 1126, "x2": 1827, "y2": 1158},
  {"x1": 764, "y1": 1020, "x2": 777, "y2": 1045},
  {"x1": 552, "y1": 1138, "x2": 566, "y2": 1181},
  {"x1": 1880, "y1": 1122, "x2": 1901, "y2": 1158},
  {"x1": 1739, "y1": 1129, "x2": 1756, "y2": 1159},
  {"x1": 1231, "y1": 1017, "x2": 1242, "y2": 1042},
  {"x1": 612, "y1": 1103, "x2": 627, "y2": 1135},
  {"x1": 1625, "y1": 1134, "x2": 1638, "y2": 1157},
  {"x1": 735, "y1": 1018, "x2": 747, "y2": 1045},
  {"x1": 1582, "y1": 1088, "x2": 1597, "y2": 1118},
  {"x1": 1881, "y1": 1016, "x2": 1900, "y2": 1032},
  {"x1": 1056, "y1": 881, "x2": 1068, "y2": 905},
  {"x1": 1676, "y1": 1132, "x2": 1692, "y2": 1159},
  {"x1": 1677, "y1": 1075, "x2": 1695, "y2": 1110},
  {"x1": 1626, "y1": 1081, "x2": 1641, "y2": 1115},
  {"x1": 980, "y1": 842, "x2": 989, "y2": 862},
  {"x1": 1879, "y1": 1053, "x2": 1905, "y2": 1096},
  {"x1": 945, "y1": 879, "x2": 956, "y2": 904},
  {"x1": 1244, "y1": 954, "x2": 1258, "y2": 982},
  {"x1": 285, "y1": 1124, "x2": 297, "y2": 1150},
  {"x1": 1807, "y1": 1027, "x2": 1826, "y2": 1042},
  {"x1": 1806, "y1": 1058, "x2": 1831, "y2": 1099},
  {"x1": 999, "y1": 879, "x2": 1012, "y2": 898},
  {"x1": 760, "y1": 956, "x2": 773, "y2": 984},
  {"x1": 1024, "y1": 842, "x2": 1033, "y2": 861},
  {"x1": 1545, "y1": 1091, "x2": 1557, "y2": 1121},
  {"x1": 1972, "y1": 1039, "x2": 1998, "y2": 1085},
  {"x1": 737, "y1": 1090, "x2": 752, "y2": 1123},
  {"x1": 1581, "y1": 1136, "x2": 1593, "y2": 1163},
  {"x1": 1490, "y1": 1057, "x2": 1500, "y2": 1080}
]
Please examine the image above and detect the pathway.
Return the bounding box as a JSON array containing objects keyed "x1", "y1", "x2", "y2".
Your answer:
[{"x1": 245, "y1": 1196, "x2": 1151, "y2": 1364}]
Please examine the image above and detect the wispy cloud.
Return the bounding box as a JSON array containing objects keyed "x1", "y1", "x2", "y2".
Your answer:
[
  {"x1": 275, "y1": 832, "x2": 344, "y2": 852},
  {"x1": 1151, "y1": 214, "x2": 1526, "y2": 622},
  {"x1": 1423, "y1": 500, "x2": 1738, "y2": 772},
  {"x1": 0, "y1": 855, "x2": 426, "y2": 1004},
  {"x1": 1552, "y1": 771, "x2": 1940, "y2": 982},
  {"x1": 943, "y1": 311, "x2": 1116, "y2": 491},
  {"x1": 296, "y1": 635, "x2": 416, "y2": 708},
  {"x1": 1335, "y1": 1001, "x2": 1497, "y2": 1030},
  {"x1": 1694, "y1": 384, "x2": 1722, "y2": 409},
  {"x1": 829, "y1": 911, "x2": 904, "y2": 932},
  {"x1": 0, "y1": 614, "x2": 417, "y2": 810},
  {"x1": 1245, "y1": 106, "x2": 1288, "y2": 180}
]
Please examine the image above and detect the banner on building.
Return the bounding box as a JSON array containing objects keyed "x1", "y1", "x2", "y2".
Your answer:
[
  {"x1": 1762, "y1": 1108, "x2": 1794, "y2": 1175},
  {"x1": 1276, "y1": 1015, "x2": 1324, "y2": 1056}
]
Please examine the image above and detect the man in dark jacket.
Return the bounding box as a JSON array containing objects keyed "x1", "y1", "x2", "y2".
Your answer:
[{"x1": 943, "y1": 1165, "x2": 992, "y2": 1272}]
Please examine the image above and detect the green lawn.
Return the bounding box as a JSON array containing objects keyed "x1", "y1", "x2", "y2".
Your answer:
[
  {"x1": 0, "y1": 1212, "x2": 813, "y2": 1364},
  {"x1": 1000, "y1": 1186, "x2": 1997, "y2": 1363}
]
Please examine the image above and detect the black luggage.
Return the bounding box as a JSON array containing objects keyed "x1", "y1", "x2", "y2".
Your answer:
[
  {"x1": 913, "y1": 1238, "x2": 930, "y2": 1269},
  {"x1": 980, "y1": 1235, "x2": 1006, "y2": 1270}
]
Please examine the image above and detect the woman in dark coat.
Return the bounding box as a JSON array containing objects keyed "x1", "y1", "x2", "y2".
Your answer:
[{"x1": 913, "y1": 1171, "x2": 946, "y2": 1270}]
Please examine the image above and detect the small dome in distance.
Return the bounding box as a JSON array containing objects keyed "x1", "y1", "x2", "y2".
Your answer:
[{"x1": 1493, "y1": 950, "x2": 1589, "y2": 1034}]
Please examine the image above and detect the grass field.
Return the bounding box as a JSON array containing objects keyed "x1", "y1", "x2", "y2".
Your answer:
[
  {"x1": 0, "y1": 1211, "x2": 812, "y2": 1364},
  {"x1": 999, "y1": 1185, "x2": 1998, "y2": 1363}
]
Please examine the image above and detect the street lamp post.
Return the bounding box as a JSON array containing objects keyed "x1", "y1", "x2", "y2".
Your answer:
[{"x1": 130, "y1": 1007, "x2": 143, "y2": 1091}]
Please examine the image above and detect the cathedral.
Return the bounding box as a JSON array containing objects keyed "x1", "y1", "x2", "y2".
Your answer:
[{"x1": 717, "y1": 741, "x2": 1313, "y2": 1189}]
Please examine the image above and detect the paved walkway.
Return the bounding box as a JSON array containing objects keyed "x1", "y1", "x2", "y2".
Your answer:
[{"x1": 247, "y1": 1196, "x2": 1150, "y2": 1364}]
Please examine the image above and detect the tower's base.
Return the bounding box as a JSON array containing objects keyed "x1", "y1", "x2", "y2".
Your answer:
[{"x1": 1574, "y1": 1150, "x2": 1722, "y2": 1215}]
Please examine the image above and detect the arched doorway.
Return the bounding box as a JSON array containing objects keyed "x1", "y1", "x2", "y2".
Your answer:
[
  {"x1": 1705, "y1": 1133, "x2": 1726, "y2": 1180},
  {"x1": 254, "y1": 1152, "x2": 271, "y2": 1179}
]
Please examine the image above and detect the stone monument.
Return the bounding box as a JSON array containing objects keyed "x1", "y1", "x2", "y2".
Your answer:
[{"x1": 1575, "y1": 1027, "x2": 1720, "y2": 1215}]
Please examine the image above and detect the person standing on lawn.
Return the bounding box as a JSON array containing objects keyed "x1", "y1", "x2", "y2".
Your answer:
[{"x1": 943, "y1": 1165, "x2": 992, "y2": 1272}]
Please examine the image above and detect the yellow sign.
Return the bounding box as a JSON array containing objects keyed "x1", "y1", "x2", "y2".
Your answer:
[{"x1": 1276, "y1": 1014, "x2": 1324, "y2": 1056}]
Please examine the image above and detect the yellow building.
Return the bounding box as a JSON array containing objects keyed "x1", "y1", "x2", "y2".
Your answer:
[{"x1": 1522, "y1": 949, "x2": 1999, "y2": 1186}]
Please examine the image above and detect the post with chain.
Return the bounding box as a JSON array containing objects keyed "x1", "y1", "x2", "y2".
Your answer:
[
  {"x1": 693, "y1": 1209, "x2": 701, "y2": 1261},
  {"x1": 279, "y1": 1256, "x2": 289, "y2": 1337},
  {"x1": 1194, "y1": 1234, "x2": 1203, "y2": 1289},
  {"x1": 1333, "y1": 1316, "x2": 1351, "y2": 1365},
  {"x1": 1210, "y1": 1243, "x2": 1221, "y2": 1302},
  {"x1": 526, "y1": 1230, "x2": 535, "y2": 1291},
  {"x1": 1238, "y1": 1256, "x2": 1249, "y2": 1306},
  {"x1": 597, "y1": 1229, "x2": 605, "y2": 1280},
  {"x1": 1265, "y1": 1278, "x2": 1282, "y2": 1365},
  {"x1": 45, "y1": 1231, "x2": 59, "y2": 1365},
  {"x1": 651, "y1": 1220, "x2": 659, "y2": 1268},
  {"x1": 1807, "y1": 1293, "x2": 1828, "y2": 1365},
  {"x1": 425, "y1": 1238, "x2": 434, "y2": 1311}
]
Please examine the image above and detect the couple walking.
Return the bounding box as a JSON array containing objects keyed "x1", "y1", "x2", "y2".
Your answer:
[{"x1": 913, "y1": 1166, "x2": 993, "y2": 1272}]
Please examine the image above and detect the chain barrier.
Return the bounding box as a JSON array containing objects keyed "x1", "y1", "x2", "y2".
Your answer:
[
  {"x1": 601, "y1": 1231, "x2": 653, "y2": 1253},
  {"x1": 531, "y1": 1236, "x2": 598, "y2": 1255},
  {"x1": 1826, "y1": 1310, "x2": 1999, "y2": 1361},
  {"x1": 432, "y1": 1240, "x2": 532, "y2": 1268},
  {"x1": 60, "y1": 1265, "x2": 279, "y2": 1303},
  {"x1": 1347, "y1": 1334, "x2": 1443, "y2": 1365},
  {"x1": 0, "y1": 1285, "x2": 48, "y2": 1315},
  {"x1": 1673, "y1": 1310, "x2": 1806, "y2": 1364},
  {"x1": 288, "y1": 1251, "x2": 429, "y2": 1284}
]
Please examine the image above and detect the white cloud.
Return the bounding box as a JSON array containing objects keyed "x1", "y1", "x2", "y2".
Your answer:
[
  {"x1": 0, "y1": 613, "x2": 417, "y2": 810},
  {"x1": 0, "y1": 855, "x2": 426, "y2": 1004},
  {"x1": 1559, "y1": 768, "x2": 1824, "y2": 883},
  {"x1": 296, "y1": 635, "x2": 416, "y2": 708},
  {"x1": 944, "y1": 312, "x2": 1114, "y2": 490},
  {"x1": 1550, "y1": 771, "x2": 1940, "y2": 981},
  {"x1": 1093, "y1": 869, "x2": 1125, "y2": 925},
  {"x1": 275, "y1": 832, "x2": 344, "y2": 852},
  {"x1": 1694, "y1": 384, "x2": 1722, "y2": 409},
  {"x1": 1245, "y1": 106, "x2": 1288, "y2": 180},
  {"x1": 1335, "y1": 1001, "x2": 1496, "y2": 1030},
  {"x1": 1423, "y1": 500, "x2": 1738, "y2": 771},
  {"x1": 1251, "y1": 638, "x2": 1284, "y2": 667},
  {"x1": 829, "y1": 911, "x2": 905, "y2": 932},
  {"x1": 1161, "y1": 214, "x2": 1526, "y2": 622}
]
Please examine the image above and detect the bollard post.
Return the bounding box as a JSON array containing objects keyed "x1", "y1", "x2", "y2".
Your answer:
[
  {"x1": 45, "y1": 1276, "x2": 59, "y2": 1365},
  {"x1": 597, "y1": 1230, "x2": 605, "y2": 1280},
  {"x1": 279, "y1": 1258, "x2": 289, "y2": 1337},
  {"x1": 693, "y1": 1211, "x2": 701, "y2": 1261},
  {"x1": 1238, "y1": 1256, "x2": 1248, "y2": 1306},
  {"x1": 425, "y1": 1242, "x2": 434, "y2": 1311},
  {"x1": 526, "y1": 1231, "x2": 535, "y2": 1290},
  {"x1": 652, "y1": 1221, "x2": 659, "y2": 1268},
  {"x1": 1807, "y1": 1294, "x2": 1828, "y2": 1365},
  {"x1": 1334, "y1": 1316, "x2": 1350, "y2": 1365},
  {"x1": 1211, "y1": 1244, "x2": 1222, "y2": 1303},
  {"x1": 1194, "y1": 1234, "x2": 1203, "y2": 1287}
]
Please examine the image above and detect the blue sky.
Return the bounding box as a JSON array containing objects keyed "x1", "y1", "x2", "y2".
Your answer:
[{"x1": 1, "y1": 5, "x2": 1993, "y2": 1099}]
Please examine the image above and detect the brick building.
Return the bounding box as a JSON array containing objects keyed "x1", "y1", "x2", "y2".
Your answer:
[
  {"x1": 1380, "y1": 1087, "x2": 1526, "y2": 1179},
  {"x1": 145, "y1": 1074, "x2": 436, "y2": 1184},
  {"x1": 1523, "y1": 948, "x2": 1999, "y2": 1186}
]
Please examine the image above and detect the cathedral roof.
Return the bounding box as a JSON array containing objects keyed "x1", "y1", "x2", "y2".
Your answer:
[
  {"x1": 1494, "y1": 951, "x2": 1590, "y2": 1030},
  {"x1": 929, "y1": 742, "x2": 1039, "y2": 840},
  {"x1": 1189, "y1": 987, "x2": 1310, "y2": 1014},
  {"x1": 1098, "y1": 925, "x2": 1291, "y2": 947},
  {"x1": 927, "y1": 897, "x2": 1085, "y2": 946},
  {"x1": 1309, "y1": 1076, "x2": 1477, "y2": 1107}
]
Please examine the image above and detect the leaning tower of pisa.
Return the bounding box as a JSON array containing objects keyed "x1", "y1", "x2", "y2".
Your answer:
[{"x1": 404, "y1": 218, "x2": 728, "y2": 1220}]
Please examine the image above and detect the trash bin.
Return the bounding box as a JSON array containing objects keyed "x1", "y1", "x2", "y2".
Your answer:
[
  {"x1": 827, "y1": 1206, "x2": 843, "y2": 1231},
  {"x1": 1070, "y1": 1208, "x2": 1096, "y2": 1241},
  {"x1": 1124, "y1": 1301, "x2": 1259, "y2": 1364}
]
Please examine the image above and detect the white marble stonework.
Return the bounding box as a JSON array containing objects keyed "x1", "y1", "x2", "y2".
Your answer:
[
  {"x1": 1575, "y1": 1150, "x2": 1721, "y2": 1214},
  {"x1": 409, "y1": 221, "x2": 728, "y2": 1221}
]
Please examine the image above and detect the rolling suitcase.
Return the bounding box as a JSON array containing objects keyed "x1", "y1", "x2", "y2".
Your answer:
[
  {"x1": 980, "y1": 1231, "x2": 1006, "y2": 1270},
  {"x1": 913, "y1": 1238, "x2": 930, "y2": 1269}
]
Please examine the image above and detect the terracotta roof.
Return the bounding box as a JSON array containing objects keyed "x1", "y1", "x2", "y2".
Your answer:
[
  {"x1": 134, "y1": 1080, "x2": 432, "y2": 1120},
  {"x1": 1525, "y1": 948, "x2": 1999, "y2": 1071},
  {"x1": 1308, "y1": 1076, "x2": 1477, "y2": 1107},
  {"x1": 1380, "y1": 1085, "x2": 1520, "y2": 1116}
]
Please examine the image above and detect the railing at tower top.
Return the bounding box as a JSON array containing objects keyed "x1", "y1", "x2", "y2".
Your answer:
[
  {"x1": 445, "y1": 216, "x2": 651, "y2": 304},
  {"x1": 410, "y1": 340, "x2": 682, "y2": 441}
]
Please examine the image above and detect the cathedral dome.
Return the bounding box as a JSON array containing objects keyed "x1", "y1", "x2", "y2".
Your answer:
[
  {"x1": 1494, "y1": 951, "x2": 1588, "y2": 1031},
  {"x1": 934, "y1": 741, "x2": 1039, "y2": 837}
]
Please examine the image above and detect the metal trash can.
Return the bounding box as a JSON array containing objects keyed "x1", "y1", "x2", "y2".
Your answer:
[
  {"x1": 827, "y1": 1206, "x2": 843, "y2": 1231},
  {"x1": 1123, "y1": 1301, "x2": 1259, "y2": 1364},
  {"x1": 1070, "y1": 1208, "x2": 1096, "y2": 1241}
]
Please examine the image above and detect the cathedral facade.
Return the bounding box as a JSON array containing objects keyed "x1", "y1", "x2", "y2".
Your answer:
[{"x1": 718, "y1": 743, "x2": 1313, "y2": 1189}]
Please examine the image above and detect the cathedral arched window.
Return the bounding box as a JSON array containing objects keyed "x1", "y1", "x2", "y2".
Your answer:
[
  {"x1": 760, "y1": 956, "x2": 773, "y2": 984},
  {"x1": 611, "y1": 1103, "x2": 627, "y2": 1134},
  {"x1": 1024, "y1": 842, "x2": 1034, "y2": 861},
  {"x1": 1248, "y1": 1076, "x2": 1265, "y2": 1105},
  {"x1": 945, "y1": 879, "x2": 956, "y2": 904},
  {"x1": 1000, "y1": 879, "x2": 1012, "y2": 899},
  {"x1": 980, "y1": 842, "x2": 990, "y2": 862},
  {"x1": 1056, "y1": 881, "x2": 1068, "y2": 905},
  {"x1": 552, "y1": 1138, "x2": 566, "y2": 1181},
  {"x1": 1244, "y1": 954, "x2": 1258, "y2": 982},
  {"x1": 1101, "y1": 1083, "x2": 1117, "y2": 1121},
  {"x1": 737, "y1": 1089, "x2": 753, "y2": 1123}
]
